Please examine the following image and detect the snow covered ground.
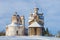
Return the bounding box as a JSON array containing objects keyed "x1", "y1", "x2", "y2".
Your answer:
[{"x1": 0, "y1": 36, "x2": 60, "y2": 40}]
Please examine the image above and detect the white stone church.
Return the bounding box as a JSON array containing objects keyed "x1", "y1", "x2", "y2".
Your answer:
[{"x1": 6, "y1": 12, "x2": 25, "y2": 36}]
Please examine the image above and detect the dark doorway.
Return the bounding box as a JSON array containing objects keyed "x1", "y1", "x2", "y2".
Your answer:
[
  {"x1": 35, "y1": 28, "x2": 37, "y2": 35},
  {"x1": 16, "y1": 31, "x2": 18, "y2": 35}
]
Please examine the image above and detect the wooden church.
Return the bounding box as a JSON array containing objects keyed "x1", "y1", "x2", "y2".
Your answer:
[{"x1": 28, "y1": 8, "x2": 45, "y2": 36}]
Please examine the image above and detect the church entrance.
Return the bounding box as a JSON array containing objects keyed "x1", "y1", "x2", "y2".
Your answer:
[{"x1": 16, "y1": 31, "x2": 18, "y2": 35}]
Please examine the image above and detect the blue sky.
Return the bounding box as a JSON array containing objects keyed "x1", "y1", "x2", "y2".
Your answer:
[{"x1": 0, "y1": 0, "x2": 60, "y2": 35}]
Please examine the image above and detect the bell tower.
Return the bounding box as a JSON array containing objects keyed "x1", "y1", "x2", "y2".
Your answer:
[{"x1": 12, "y1": 12, "x2": 18, "y2": 23}]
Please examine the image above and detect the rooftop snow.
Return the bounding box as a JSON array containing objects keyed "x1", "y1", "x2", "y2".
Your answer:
[
  {"x1": 7, "y1": 23, "x2": 23, "y2": 27},
  {"x1": 28, "y1": 16, "x2": 34, "y2": 22},
  {"x1": 28, "y1": 21, "x2": 42, "y2": 27}
]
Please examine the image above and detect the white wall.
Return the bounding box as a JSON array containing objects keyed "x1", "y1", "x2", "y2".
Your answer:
[{"x1": 6, "y1": 26, "x2": 17, "y2": 36}]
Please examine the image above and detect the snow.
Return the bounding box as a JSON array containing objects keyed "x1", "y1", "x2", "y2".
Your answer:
[
  {"x1": 7, "y1": 23, "x2": 23, "y2": 27},
  {"x1": 28, "y1": 20, "x2": 32, "y2": 22},
  {"x1": 28, "y1": 21, "x2": 42, "y2": 27},
  {"x1": 29, "y1": 16, "x2": 34, "y2": 20},
  {"x1": 0, "y1": 36, "x2": 60, "y2": 40},
  {"x1": 28, "y1": 17, "x2": 34, "y2": 22}
]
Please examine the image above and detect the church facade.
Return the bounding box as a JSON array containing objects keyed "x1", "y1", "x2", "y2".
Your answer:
[
  {"x1": 6, "y1": 12, "x2": 25, "y2": 36},
  {"x1": 28, "y1": 8, "x2": 44, "y2": 36},
  {"x1": 6, "y1": 8, "x2": 45, "y2": 36}
]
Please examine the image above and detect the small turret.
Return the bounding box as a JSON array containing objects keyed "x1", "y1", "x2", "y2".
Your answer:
[
  {"x1": 12, "y1": 12, "x2": 18, "y2": 23},
  {"x1": 34, "y1": 8, "x2": 39, "y2": 14},
  {"x1": 20, "y1": 16, "x2": 25, "y2": 26},
  {"x1": 12, "y1": 12, "x2": 20, "y2": 24}
]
